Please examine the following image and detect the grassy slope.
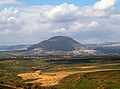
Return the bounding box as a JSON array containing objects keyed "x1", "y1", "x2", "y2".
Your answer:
[
  {"x1": 0, "y1": 59, "x2": 50, "y2": 87},
  {"x1": 0, "y1": 58, "x2": 120, "y2": 89},
  {"x1": 57, "y1": 70, "x2": 120, "y2": 89}
]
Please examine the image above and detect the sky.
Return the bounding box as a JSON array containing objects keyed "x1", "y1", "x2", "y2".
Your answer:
[{"x1": 0, "y1": 0, "x2": 120, "y2": 45}]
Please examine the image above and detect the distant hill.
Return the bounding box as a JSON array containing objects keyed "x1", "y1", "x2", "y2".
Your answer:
[
  {"x1": 28, "y1": 36, "x2": 86, "y2": 51},
  {"x1": 85, "y1": 42, "x2": 120, "y2": 53},
  {"x1": 0, "y1": 45, "x2": 30, "y2": 51}
]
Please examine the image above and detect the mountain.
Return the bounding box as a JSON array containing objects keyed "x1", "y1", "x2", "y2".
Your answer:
[
  {"x1": 0, "y1": 45, "x2": 30, "y2": 51},
  {"x1": 28, "y1": 36, "x2": 86, "y2": 51},
  {"x1": 85, "y1": 42, "x2": 120, "y2": 53}
]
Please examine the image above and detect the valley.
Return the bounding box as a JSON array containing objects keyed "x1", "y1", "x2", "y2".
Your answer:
[
  {"x1": 0, "y1": 56, "x2": 120, "y2": 89},
  {"x1": 0, "y1": 36, "x2": 120, "y2": 89}
]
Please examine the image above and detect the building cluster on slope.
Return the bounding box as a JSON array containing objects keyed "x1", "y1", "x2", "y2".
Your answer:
[
  {"x1": 9, "y1": 48, "x2": 97, "y2": 59},
  {"x1": 32, "y1": 48, "x2": 96, "y2": 56},
  {"x1": 70, "y1": 49, "x2": 96, "y2": 55}
]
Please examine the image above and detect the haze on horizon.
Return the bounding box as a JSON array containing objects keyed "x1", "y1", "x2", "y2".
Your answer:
[{"x1": 0, "y1": 0, "x2": 120, "y2": 46}]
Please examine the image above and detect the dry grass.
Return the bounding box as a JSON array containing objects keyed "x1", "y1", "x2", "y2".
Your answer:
[
  {"x1": 75, "y1": 66, "x2": 97, "y2": 69},
  {"x1": 17, "y1": 68, "x2": 118, "y2": 87},
  {"x1": 18, "y1": 71, "x2": 75, "y2": 86}
]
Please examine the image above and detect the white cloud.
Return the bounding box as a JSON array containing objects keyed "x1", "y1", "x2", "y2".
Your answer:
[
  {"x1": 0, "y1": 0, "x2": 19, "y2": 5},
  {"x1": 44, "y1": 3, "x2": 78, "y2": 22},
  {"x1": 52, "y1": 28, "x2": 67, "y2": 33},
  {"x1": 0, "y1": 7, "x2": 22, "y2": 32},
  {"x1": 111, "y1": 14, "x2": 120, "y2": 19},
  {"x1": 0, "y1": 1, "x2": 119, "y2": 45},
  {"x1": 88, "y1": 21, "x2": 99, "y2": 27},
  {"x1": 94, "y1": 0, "x2": 116, "y2": 10}
]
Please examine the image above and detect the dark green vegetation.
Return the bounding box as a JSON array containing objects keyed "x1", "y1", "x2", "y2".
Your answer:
[
  {"x1": 45, "y1": 55, "x2": 120, "y2": 64},
  {"x1": 0, "y1": 55, "x2": 120, "y2": 89},
  {"x1": 28, "y1": 36, "x2": 86, "y2": 51}
]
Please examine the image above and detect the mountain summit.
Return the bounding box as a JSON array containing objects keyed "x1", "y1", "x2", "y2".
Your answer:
[{"x1": 28, "y1": 36, "x2": 86, "y2": 51}]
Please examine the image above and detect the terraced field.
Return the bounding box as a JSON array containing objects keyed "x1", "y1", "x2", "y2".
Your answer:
[
  {"x1": 18, "y1": 68, "x2": 120, "y2": 87},
  {"x1": 0, "y1": 57, "x2": 120, "y2": 89}
]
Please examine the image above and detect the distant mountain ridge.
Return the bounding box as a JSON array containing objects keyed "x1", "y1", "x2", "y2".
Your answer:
[
  {"x1": 85, "y1": 42, "x2": 120, "y2": 53},
  {"x1": 0, "y1": 45, "x2": 30, "y2": 51},
  {"x1": 28, "y1": 36, "x2": 86, "y2": 51}
]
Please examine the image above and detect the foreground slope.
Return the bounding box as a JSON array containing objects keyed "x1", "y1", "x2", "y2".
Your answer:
[{"x1": 58, "y1": 70, "x2": 120, "y2": 89}]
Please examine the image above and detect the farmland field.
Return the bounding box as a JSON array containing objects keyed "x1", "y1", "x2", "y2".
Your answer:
[{"x1": 0, "y1": 55, "x2": 120, "y2": 89}]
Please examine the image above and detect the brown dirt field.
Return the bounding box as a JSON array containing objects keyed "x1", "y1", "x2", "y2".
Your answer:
[
  {"x1": 75, "y1": 66, "x2": 97, "y2": 69},
  {"x1": 18, "y1": 71, "x2": 75, "y2": 86},
  {"x1": 17, "y1": 69, "x2": 118, "y2": 86}
]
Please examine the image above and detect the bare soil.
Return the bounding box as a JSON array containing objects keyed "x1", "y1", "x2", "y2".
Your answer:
[{"x1": 17, "y1": 68, "x2": 118, "y2": 86}]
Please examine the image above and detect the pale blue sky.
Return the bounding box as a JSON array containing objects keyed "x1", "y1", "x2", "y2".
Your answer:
[
  {"x1": 18, "y1": 0, "x2": 98, "y2": 6},
  {"x1": 18, "y1": 0, "x2": 120, "y2": 7}
]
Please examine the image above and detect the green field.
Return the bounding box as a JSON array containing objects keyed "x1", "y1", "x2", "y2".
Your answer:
[
  {"x1": 57, "y1": 70, "x2": 120, "y2": 89},
  {"x1": 0, "y1": 56, "x2": 120, "y2": 89}
]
